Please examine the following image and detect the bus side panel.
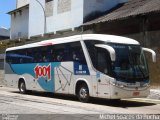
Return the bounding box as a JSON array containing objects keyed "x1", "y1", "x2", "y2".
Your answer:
[
  {"x1": 54, "y1": 62, "x2": 74, "y2": 94},
  {"x1": 5, "y1": 61, "x2": 91, "y2": 95},
  {"x1": 54, "y1": 62, "x2": 91, "y2": 95},
  {"x1": 5, "y1": 62, "x2": 61, "y2": 93},
  {"x1": 5, "y1": 63, "x2": 19, "y2": 88},
  {"x1": 110, "y1": 84, "x2": 150, "y2": 99}
]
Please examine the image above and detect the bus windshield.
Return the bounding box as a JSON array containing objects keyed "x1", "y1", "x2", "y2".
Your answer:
[
  {"x1": 110, "y1": 44, "x2": 149, "y2": 82},
  {"x1": 85, "y1": 41, "x2": 149, "y2": 82}
]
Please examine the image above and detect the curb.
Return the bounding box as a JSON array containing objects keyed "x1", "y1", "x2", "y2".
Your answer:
[{"x1": 124, "y1": 98, "x2": 160, "y2": 104}]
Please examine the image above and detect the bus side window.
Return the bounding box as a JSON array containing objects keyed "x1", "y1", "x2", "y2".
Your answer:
[
  {"x1": 50, "y1": 50, "x2": 56, "y2": 62},
  {"x1": 6, "y1": 52, "x2": 12, "y2": 64},
  {"x1": 72, "y1": 51, "x2": 79, "y2": 61},
  {"x1": 56, "y1": 52, "x2": 64, "y2": 62},
  {"x1": 70, "y1": 42, "x2": 87, "y2": 65}
]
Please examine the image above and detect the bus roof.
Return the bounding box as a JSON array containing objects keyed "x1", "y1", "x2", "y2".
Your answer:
[{"x1": 6, "y1": 34, "x2": 140, "y2": 51}]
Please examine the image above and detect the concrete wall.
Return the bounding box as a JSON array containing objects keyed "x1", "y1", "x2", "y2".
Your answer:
[
  {"x1": 14, "y1": 0, "x2": 128, "y2": 38},
  {"x1": 0, "y1": 70, "x2": 4, "y2": 85},
  {"x1": 0, "y1": 53, "x2": 4, "y2": 85},
  {"x1": 29, "y1": 0, "x2": 45, "y2": 37},
  {"x1": 0, "y1": 28, "x2": 10, "y2": 37},
  {"x1": 29, "y1": 0, "x2": 127, "y2": 37},
  {"x1": 17, "y1": 0, "x2": 29, "y2": 8},
  {"x1": 29, "y1": 0, "x2": 84, "y2": 37},
  {"x1": 10, "y1": 6, "x2": 29, "y2": 39},
  {"x1": 45, "y1": 1, "x2": 54, "y2": 17},
  {"x1": 0, "y1": 36, "x2": 9, "y2": 40}
]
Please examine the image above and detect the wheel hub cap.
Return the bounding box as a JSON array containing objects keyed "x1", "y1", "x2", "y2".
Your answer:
[{"x1": 80, "y1": 88, "x2": 87, "y2": 98}]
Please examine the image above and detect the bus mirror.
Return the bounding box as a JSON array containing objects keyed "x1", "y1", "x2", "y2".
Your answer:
[
  {"x1": 95, "y1": 44, "x2": 116, "y2": 61},
  {"x1": 142, "y1": 48, "x2": 156, "y2": 63}
]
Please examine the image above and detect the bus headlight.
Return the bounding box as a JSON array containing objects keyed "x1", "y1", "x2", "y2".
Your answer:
[
  {"x1": 111, "y1": 81, "x2": 124, "y2": 88},
  {"x1": 143, "y1": 83, "x2": 150, "y2": 87},
  {"x1": 111, "y1": 81, "x2": 116, "y2": 86},
  {"x1": 112, "y1": 83, "x2": 116, "y2": 86},
  {"x1": 140, "y1": 82, "x2": 149, "y2": 87},
  {"x1": 119, "y1": 85, "x2": 124, "y2": 88}
]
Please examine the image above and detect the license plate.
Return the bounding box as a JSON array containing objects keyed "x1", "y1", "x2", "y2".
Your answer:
[{"x1": 133, "y1": 91, "x2": 140, "y2": 96}]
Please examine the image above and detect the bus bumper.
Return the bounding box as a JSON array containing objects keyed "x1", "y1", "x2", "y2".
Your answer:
[{"x1": 109, "y1": 84, "x2": 150, "y2": 99}]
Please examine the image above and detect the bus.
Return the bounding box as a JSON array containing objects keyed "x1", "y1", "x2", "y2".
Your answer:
[{"x1": 4, "y1": 34, "x2": 156, "y2": 102}]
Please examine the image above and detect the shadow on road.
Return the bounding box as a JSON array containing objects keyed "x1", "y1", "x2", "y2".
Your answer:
[
  {"x1": 89, "y1": 98, "x2": 155, "y2": 108},
  {"x1": 12, "y1": 90, "x2": 156, "y2": 108}
]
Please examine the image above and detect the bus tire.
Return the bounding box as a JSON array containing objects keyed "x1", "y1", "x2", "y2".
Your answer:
[
  {"x1": 18, "y1": 80, "x2": 27, "y2": 94},
  {"x1": 78, "y1": 84, "x2": 90, "y2": 103}
]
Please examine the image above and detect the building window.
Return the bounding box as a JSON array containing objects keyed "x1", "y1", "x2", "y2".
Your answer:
[
  {"x1": 45, "y1": 0, "x2": 53, "y2": 17},
  {"x1": 18, "y1": 32, "x2": 22, "y2": 38},
  {"x1": 45, "y1": 0, "x2": 53, "y2": 3},
  {"x1": 57, "y1": 0, "x2": 71, "y2": 14},
  {"x1": 96, "y1": 0, "x2": 104, "y2": 3},
  {"x1": 13, "y1": 12, "x2": 16, "y2": 18},
  {"x1": 18, "y1": 10, "x2": 22, "y2": 16}
]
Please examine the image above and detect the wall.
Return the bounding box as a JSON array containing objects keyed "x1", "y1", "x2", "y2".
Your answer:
[
  {"x1": 29, "y1": 0, "x2": 128, "y2": 37},
  {"x1": 0, "y1": 54, "x2": 4, "y2": 85},
  {"x1": 29, "y1": 0, "x2": 45, "y2": 37},
  {"x1": 0, "y1": 70, "x2": 4, "y2": 86},
  {"x1": 10, "y1": 7, "x2": 29, "y2": 39},
  {"x1": 0, "y1": 28, "x2": 10, "y2": 37},
  {"x1": 45, "y1": 0, "x2": 54, "y2": 17},
  {"x1": 17, "y1": 0, "x2": 29, "y2": 8},
  {"x1": 0, "y1": 36, "x2": 9, "y2": 40},
  {"x1": 126, "y1": 31, "x2": 160, "y2": 86},
  {"x1": 13, "y1": 0, "x2": 129, "y2": 39},
  {"x1": 29, "y1": 0, "x2": 84, "y2": 37}
]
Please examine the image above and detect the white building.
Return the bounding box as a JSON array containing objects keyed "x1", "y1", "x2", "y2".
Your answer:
[
  {"x1": 9, "y1": 0, "x2": 128, "y2": 39},
  {"x1": 0, "y1": 27, "x2": 10, "y2": 40},
  {"x1": 16, "y1": 0, "x2": 29, "y2": 8},
  {"x1": 8, "y1": 3, "x2": 29, "y2": 40}
]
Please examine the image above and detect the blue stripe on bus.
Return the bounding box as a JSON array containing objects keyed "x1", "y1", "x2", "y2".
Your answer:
[
  {"x1": 10, "y1": 62, "x2": 90, "y2": 92},
  {"x1": 11, "y1": 62, "x2": 61, "y2": 92}
]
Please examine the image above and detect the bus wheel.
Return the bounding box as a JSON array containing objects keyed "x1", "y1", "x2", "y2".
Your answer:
[
  {"x1": 19, "y1": 80, "x2": 26, "y2": 94},
  {"x1": 78, "y1": 84, "x2": 90, "y2": 103}
]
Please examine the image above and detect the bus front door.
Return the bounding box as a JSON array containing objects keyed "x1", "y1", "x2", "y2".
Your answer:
[
  {"x1": 96, "y1": 48, "x2": 111, "y2": 98},
  {"x1": 97, "y1": 72, "x2": 110, "y2": 98}
]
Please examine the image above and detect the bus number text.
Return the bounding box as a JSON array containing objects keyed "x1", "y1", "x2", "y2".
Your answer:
[{"x1": 34, "y1": 64, "x2": 51, "y2": 80}]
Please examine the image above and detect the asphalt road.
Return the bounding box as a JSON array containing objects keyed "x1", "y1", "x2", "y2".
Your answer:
[{"x1": 0, "y1": 87, "x2": 160, "y2": 120}]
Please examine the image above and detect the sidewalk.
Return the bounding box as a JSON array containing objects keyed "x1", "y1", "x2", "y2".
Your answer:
[{"x1": 148, "y1": 89, "x2": 160, "y2": 100}]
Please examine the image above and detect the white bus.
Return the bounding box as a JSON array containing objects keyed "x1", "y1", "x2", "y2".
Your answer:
[{"x1": 4, "y1": 34, "x2": 156, "y2": 102}]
